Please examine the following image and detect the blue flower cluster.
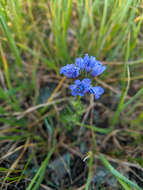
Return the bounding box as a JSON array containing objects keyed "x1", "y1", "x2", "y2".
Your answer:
[
  {"x1": 60, "y1": 54, "x2": 106, "y2": 99},
  {"x1": 60, "y1": 64, "x2": 80, "y2": 78}
]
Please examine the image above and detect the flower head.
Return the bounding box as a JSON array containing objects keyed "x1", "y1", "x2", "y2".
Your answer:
[
  {"x1": 70, "y1": 78, "x2": 91, "y2": 96},
  {"x1": 60, "y1": 54, "x2": 106, "y2": 100},
  {"x1": 60, "y1": 64, "x2": 80, "y2": 78},
  {"x1": 91, "y1": 61, "x2": 106, "y2": 77},
  {"x1": 75, "y1": 54, "x2": 97, "y2": 72},
  {"x1": 89, "y1": 86, "x2": 104, "y2": 99}
]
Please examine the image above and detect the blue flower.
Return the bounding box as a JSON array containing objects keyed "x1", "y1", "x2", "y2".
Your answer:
[
  {"x1": 83, "y1": 54, "x2": 97, "y2": 72},
  {"x1": 70, "y1": 78, "x2": 91, "y2": 96},
  {"x1": 89, "y1": 86, "x2": 104, "y2": 99},
  {"x1": 60, "y1": 54, "x2": 106, "y2": 100},
  {"x1": 60, "y1": 64, "x2": 80, "y2": 78},
  {"x1": 91, "y1": 61, "x2": 106, "y2": 77},
  {"x1": 75, "y1": 54, "x2": 97, "y2": 72},
  {"x1": 75, "y1": 57, "x2": 85, "y2": 71}
]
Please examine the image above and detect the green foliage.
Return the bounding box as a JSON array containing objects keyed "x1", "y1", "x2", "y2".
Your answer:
[
  {"x1": 99, "y1": 154, "x2": 142, "y2": 190},
  {"x1": 0, "y1": 0, "x2": 143, "y2": 189},
  {"x1": 60, "y1": 98, "x2": 85, "y2": 130},
  {"x1": 26, "y1": 146, "x2": 55, "y2": 190},
  {"x1": 0, "y1": 6, "x2": 22, "y2": 68}
]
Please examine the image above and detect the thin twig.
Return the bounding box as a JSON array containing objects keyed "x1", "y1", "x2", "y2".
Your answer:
[
  {"x1": 48, "y1": 76, "x2": 66, "y2": 102},
  {"x1": 17, "y1": 97, "x2": 69, "y2": 119}
]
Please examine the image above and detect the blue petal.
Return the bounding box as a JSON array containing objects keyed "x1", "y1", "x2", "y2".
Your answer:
[
  {"x1": 75, "y1": 80, "x2": 81, "y2": 85},
  {"x1": 82, "y1": 78, "x2": 91, "y2": 86},
  {"x1": 91, "y1": 65, "x2": 106, "y2": 77},
  {"x1": 89, "y1": 86, "x2": 104, "y2": 99},
  {"x1": 75, "y1": 58, "x2": 85, "y2": 70}
]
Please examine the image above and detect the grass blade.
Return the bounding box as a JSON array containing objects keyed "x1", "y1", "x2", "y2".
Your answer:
[
  {"x1": 0, "y1": 7, "x2": 22, "y2": 68},
  {"x1": 26, "y1": 145, "x2": 55, "y2": 190},
  {"x1": 85, "y1": 151, "x2": 94, "y2": 190},
  {"x1": 99, "y1": 154, "x2": 142, "y2": 190}
]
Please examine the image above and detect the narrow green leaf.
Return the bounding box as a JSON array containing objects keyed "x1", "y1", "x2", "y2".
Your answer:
[
  {"x1": 0, "y1": 8, "x2": 22, "y2": 68},
  {"x1": 99, "y1": 154, "x2": 142, "y2": 190},
  {"x1": 26, "y1": 146, "x2": 55, "y2": 190}
]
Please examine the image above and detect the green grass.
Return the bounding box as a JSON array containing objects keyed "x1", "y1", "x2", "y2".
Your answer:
[
  {"x1": 0, "y1": 0, "x2": 143, "y2": 189},
  {"x1": 99, "y1": 154, "x2": 142, "y2": 190}
]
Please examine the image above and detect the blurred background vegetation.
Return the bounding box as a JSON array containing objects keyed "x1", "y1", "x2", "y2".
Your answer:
[{"x1": 0, "y1": 0, "x2": 143, "y2": 189}]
